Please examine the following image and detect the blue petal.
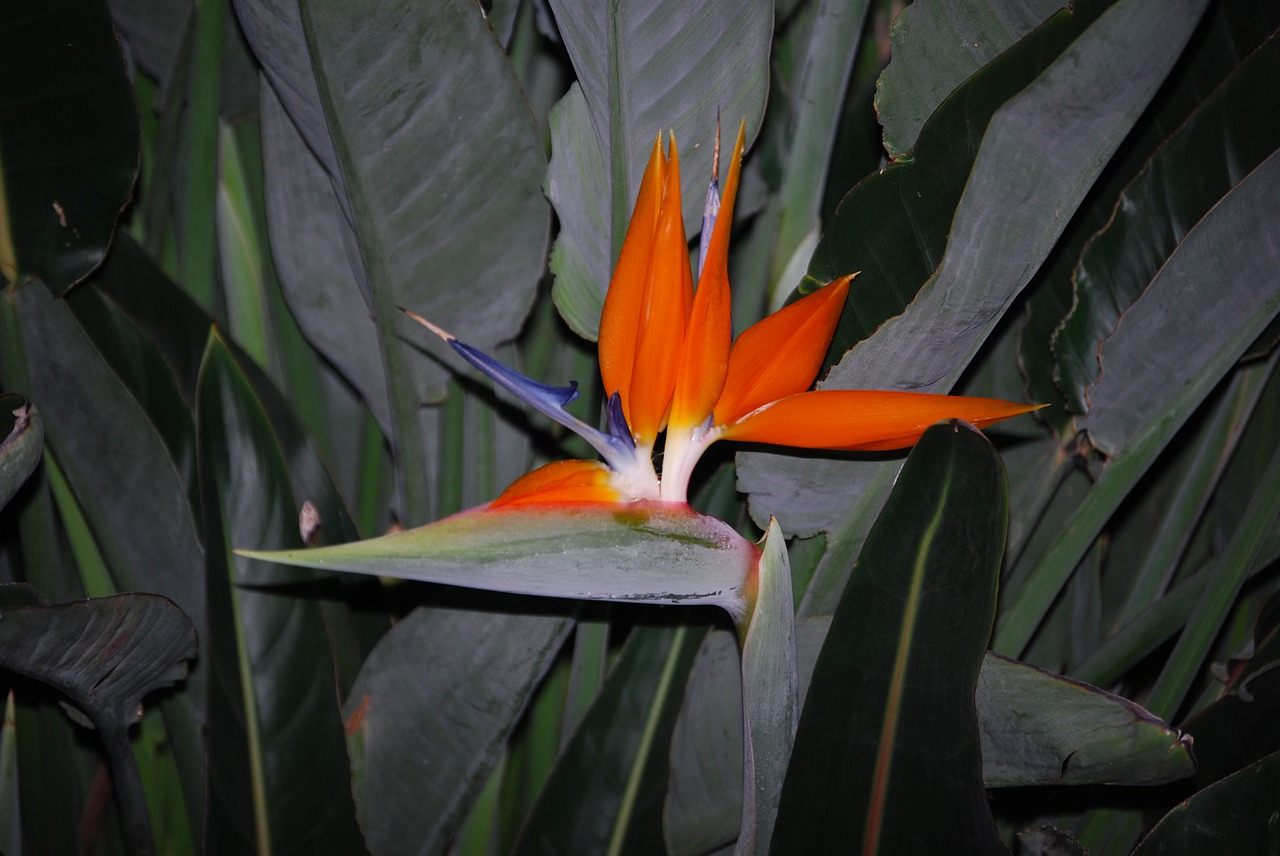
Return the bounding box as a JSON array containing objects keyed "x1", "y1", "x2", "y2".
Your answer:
[
  {"x1": 605, "y1": 391, "x2": 635, "y2": 452},
  {"x1": 446, "y1": 338, "x2": 632, "y2": 469},
  {"x1": 697, "y1": 173, "x2": 721, "y2": 278}
]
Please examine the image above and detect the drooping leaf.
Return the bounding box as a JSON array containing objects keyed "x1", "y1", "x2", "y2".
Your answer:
[
  {"x1": 770, "y1": 422, "x2": 1008, "y2": 855},
  {"x1": 241, "y1": 503, "x2": 760, "y2": 620},
  {"x1": 346, "y1": 604, "x2": 571, "y2": 856},
  {"x1": 0, "y1": 0, "x2": 139, "y2": 291},
  {"x1": 0, "y1": 395, "x2": 42, "y2": 512},
  {"x1": 876, "y1": 0, "x2": 1064, "y2": 159},
  {"x1": 977, "y1": 653, "x2": 1193, "y2": 787},
  {"x1": 0, "y1": 587, "x2": 197, "y2": 854},
  {"x1": 544, "y1": 0, "x2": 771, "y2": 337}
]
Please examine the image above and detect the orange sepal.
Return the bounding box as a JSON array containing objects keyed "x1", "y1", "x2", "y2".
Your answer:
[
  {"x1": 721, "y1": 390, "x2": 1044, "y2": 450},
  {"x1": 669, "y1": 122, "x2": 746, "y2": 432},
  {"x1": 599, "y1": 135, "x2": 668, "y2": 416},
  {"x1": 490, "y1": 460, "x2": 622, "y2": 507},
  {"x1": 627, "y1": 135, "x2": 692, "y2": 444},
  {"x1": 712, "y1": 276, "x2": 853, "y2": 427}
]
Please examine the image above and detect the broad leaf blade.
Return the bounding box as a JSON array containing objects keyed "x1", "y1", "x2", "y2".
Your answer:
[
  {"x1": 346, "y1": 605, "x2": 571, "y2": 856},
  {"x1": 770, "y1": 422, "x2": 1008, "y2": 855},
  {"x1": 977, "y1": 654, "x2": 1193, "y2": 787}
]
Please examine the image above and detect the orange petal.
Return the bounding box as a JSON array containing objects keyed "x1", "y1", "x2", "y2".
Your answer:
[
  {"x1": 721, "y1": 390, "x2": 1044, "y2": 450},
  {"x1": 712, "y1": 276, "x2": 852, "y2": 426},
  {"x1": 490, "y1": 460, "x2": 622, "y2": 507},
  {"x1": 669, "y1": 121, "x2": 746, "y2": 432},
  {"x1": 626, "y1": 135, "x2": 693, "y2": 443},
  {"x1": 599, "y1": 135, "x2": 668, "y2": 420}
]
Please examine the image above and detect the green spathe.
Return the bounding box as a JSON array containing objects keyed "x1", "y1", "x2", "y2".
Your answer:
[{"x1": 239, "y1": 502, "x2": 760, "y2": 621}]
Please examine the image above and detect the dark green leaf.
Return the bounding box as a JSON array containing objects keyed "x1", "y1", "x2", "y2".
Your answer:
[
  {"x1": 1132, "y1": 750, "x2": 1280, "y2": 855},
  {"x1": 196, "y1": 331, "x2": 366, "y2": 855},
  {"x1": 770, "y1": 422, "x2": 1008, "y2": 855},
  {"x1": 0, "y1": 395, "x2": 42, "y2": 512},
  {"x1": 664, "y1": 628, "x2": 743, "y2": 856},
  {"x1": 345, "y1": 605, "x2": 570, "y2": 856},
  {"x1": 0, "y1": 0, "x2": 139, "y2": 291}
]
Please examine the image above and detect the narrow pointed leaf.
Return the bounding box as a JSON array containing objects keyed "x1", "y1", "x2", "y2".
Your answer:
[
  {"x1": 346, "y1": 605, "x2": 571, "y2": 856},
  {"x1": 738, "y1": 520, "x2": 797, "y2": 855},
  {"x1": 977, "y1": 654, "x2": 1193, "y2": 787},
  {"x1": 242, "y1": 503, "x2": 759, "y2": 619},
  {"x1": 771, "y1": 423, "x2": 1008, "y2": 855},
  {"x1": 0, "y1": 395, "x2": 42, "y2": 512}
]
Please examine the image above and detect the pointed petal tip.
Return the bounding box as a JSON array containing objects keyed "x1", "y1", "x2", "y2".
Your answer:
[{"x1": 400, "y1": 307, "x2": 456, "y2": 342}]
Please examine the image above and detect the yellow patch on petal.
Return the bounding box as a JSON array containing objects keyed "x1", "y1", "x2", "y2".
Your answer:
[
  {"x1": 722, "y1": 390, "x2": 1044, "y2": 450},
  {"x1": 490, "y1": 460, "x2": 623, "y2": 507},
  {"x1": 713, "y1": 275, "x2": 853, "y2": 427},
  {"x1": 669, "y1": 121, "x2": 746, "y2": 433}
]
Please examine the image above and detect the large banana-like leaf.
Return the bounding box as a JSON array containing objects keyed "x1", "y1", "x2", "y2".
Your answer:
[
  {"x1": 544, "y1": 0, "x2": 771, "y2": 338},
  {"x1": 233, "y1": 0, "x2": 550, "y2": 518}
]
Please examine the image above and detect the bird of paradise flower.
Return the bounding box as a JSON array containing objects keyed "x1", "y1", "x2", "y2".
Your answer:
[{"x1": 241, "y1": 122, "x2": 1040, "y2": 854}]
